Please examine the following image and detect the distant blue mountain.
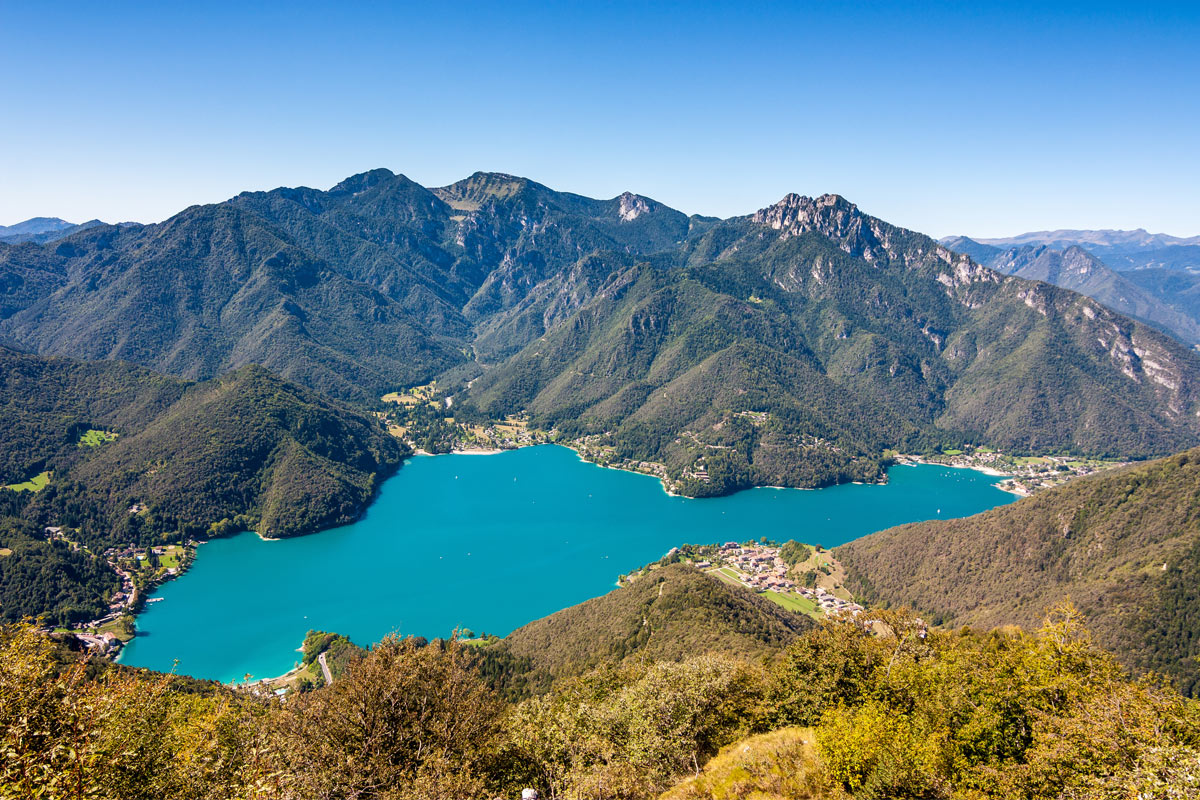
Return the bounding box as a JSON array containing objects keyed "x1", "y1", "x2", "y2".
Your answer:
[
  {"x1": 954, "y1": 229, "x2": 1200, "y2": 272},
  {"x1": 0, "y1": 217, "x2": 107, "y2": 244}
]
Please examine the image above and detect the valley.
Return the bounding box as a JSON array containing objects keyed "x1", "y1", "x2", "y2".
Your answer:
[
  {"x1": 7, "y1": 3, "x2": 1200, "y2": 796},
  {"x1": 4, "y1": 171, "x2": 1199, "y2": 503},
  {"x1": 4, "y1": 170, "x2": 1195, "y2": 691}
]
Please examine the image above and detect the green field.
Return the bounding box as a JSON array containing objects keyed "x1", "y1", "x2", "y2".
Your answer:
[
  {"x1": 711, "y1": 567, "x2": 745, "y2": 585},
  {"x1": 78, "y1": 429, "x2": 119, "y2": 447},
  {"x1": 1011, "y1": 456, "x2": 1051, "y2": 466},
  {"x1": 5, "y1": 470, "x2": 51, "y2": 492},
  {"x1": 156, "y1": 545, "x2": 185, "y2": 570},
  {"x1": 707, "y1": 567, "x2": 822, "y2": 619},
  {"x1": 97, "y1": 618, "x2": 135, "y2": 642},
  {"x1": 942, "y1": 449, "x2": 964, "y2": 456},
  {"x1": 762, "y1": 590, "x2": 821, "y2": 618}
]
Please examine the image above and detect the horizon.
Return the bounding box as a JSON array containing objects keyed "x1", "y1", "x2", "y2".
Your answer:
[
  {"x1": 2, "y1": 1, "x2": 1198, "y2": 238},
  {"x1": 3, "y1": 166, "x2": 1200, "y2": 241}
]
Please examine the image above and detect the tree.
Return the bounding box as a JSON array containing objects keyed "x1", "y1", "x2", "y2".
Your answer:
[{"x1": 274, "y1": 635, "x2": 503, "y2": 798}]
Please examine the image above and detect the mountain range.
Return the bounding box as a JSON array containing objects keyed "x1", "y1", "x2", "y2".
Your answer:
[
  {"x1": 970, "y1": 228, "x2": 1200, "y2": 250},
  {"x1": 5, "y1": 173, "x2": 1200, "y2": 797},
  {"x1": 0, "y1": 216, "x2": 109, "y2": 244},
  {"x1": 4, "y1": 170, "x2": 1200, "y2": 496},
  {"x1": 942, "y1": 236, "x2": 1200, "y2": 345},
  {"x1": 946, "y1": 228, "x2": 1200, "y2": 273}
]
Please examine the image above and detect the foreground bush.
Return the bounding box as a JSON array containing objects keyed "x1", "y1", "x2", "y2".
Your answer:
[{"x1": 3, "y1": 605, "x2": 1200, "y2": 799}]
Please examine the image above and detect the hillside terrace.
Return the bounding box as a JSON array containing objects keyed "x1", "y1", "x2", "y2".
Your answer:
[{"x1": 654, "y1": 541, "x2": 866, "y2": 619}]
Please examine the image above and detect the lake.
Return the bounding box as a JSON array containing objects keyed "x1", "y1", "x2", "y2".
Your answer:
[{"x1": 119, "y1": 445, "x2": 1013, "y2": 682}]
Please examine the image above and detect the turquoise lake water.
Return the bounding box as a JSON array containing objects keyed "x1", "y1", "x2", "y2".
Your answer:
[{"x1": 119, "y1": 445, "x2": 1014, "y2": 682}]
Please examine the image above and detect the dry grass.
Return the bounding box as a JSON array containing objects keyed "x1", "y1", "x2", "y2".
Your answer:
[{"x1": 660, "y1": 727, "x2": 839, "y2": 800}]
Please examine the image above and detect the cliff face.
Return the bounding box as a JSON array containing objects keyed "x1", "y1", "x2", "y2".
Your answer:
[{"x1": 944, "y1": 236, "x2": 1200, "y2": 345}]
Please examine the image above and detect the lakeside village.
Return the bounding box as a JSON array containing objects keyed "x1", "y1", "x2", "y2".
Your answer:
[
  {"x1": 622, "y1": 540, "x2": 865, "y2": 620},
  {"x1": 380, "y1": 383, "x2": 547, "y2": 453},
  {"x1": 380, "y1": 384, "x2": 1128, "y2": 497},
  {"x1": 39, "y1": 525, "x2": 195, "y2": 656},
  {"x1": 897, "y1": 446, "x2": 1127, "y2": 496}
]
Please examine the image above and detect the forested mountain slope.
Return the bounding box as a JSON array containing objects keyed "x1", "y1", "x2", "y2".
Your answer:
[
  {"x1": 942, "y1": 236, "x2": 1200, "y2": 345},
  {"x1": 1127, "y1": 267, "x2": 1200, "y2": 330},
  {"x1": 464, "y1": 193, "x2": 1200, "y2": 493},
  {"x1": 479, "y1": 563, "x2": 810, "y2": 695},
  {"x1": 7, "y1": 591, "x2": 1199, "y2": 799},
  {"x1": 0, "y1": 347, "x2": 404, "y2": 545},
  {"x1": 0, "y1": 516, "x2": 120, "y2": 626},
  {"x1": 4, "y1": 171, "x2": 1200, "y2": 493},
  {"x1": 837, "y1": 447, "x2": 1200, "y2": 694},
  {"x1": 0, "y1": 206, "x2": 465, "y2": 401}
]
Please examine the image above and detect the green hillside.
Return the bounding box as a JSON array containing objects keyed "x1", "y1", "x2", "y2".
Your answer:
[
  {"x1": 0, "y1": 517, "x2": 120, "y2": 626},
  {"x1": 465, "y1": 194, "x2": 1200, "y2": 492},
  {"x1": 0, "y1": 347, "x2": 405, "y2": 548},
  {"x1": 837, "y1": 447, "x2": 1200, "y2": 694},
  {"x1": 0, "y1": 205, "x2": 466, "y2": 403},
  {"x1": 479, "y1": 563, "x2": 812, "y2": 695}
]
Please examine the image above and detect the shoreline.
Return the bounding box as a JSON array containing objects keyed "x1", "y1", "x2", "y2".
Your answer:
[
  {"x1": 114, "y1": 447, "x2": 1020, "y2": 685},
  {"x1": 424, "y1": 442, "x2": 1018, "y2": 499},
  {"x1": 898, "y1": 455, "x2": 1012, "y2": 479}
]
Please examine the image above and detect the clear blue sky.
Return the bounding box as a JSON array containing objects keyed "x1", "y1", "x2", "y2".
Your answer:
[{"x1": 2, "y1": 1, "x2": 1197, "y2": 237}]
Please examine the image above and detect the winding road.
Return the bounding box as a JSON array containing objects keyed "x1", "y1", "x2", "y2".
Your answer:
[{"x1": 317, "y1": 651, "x2": 333, "y2": 685}]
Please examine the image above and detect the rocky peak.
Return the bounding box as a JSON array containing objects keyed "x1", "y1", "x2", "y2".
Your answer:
[
  {"x1": 755, "y1": 192, "x2": 1000, "y2": 298},
  {"x1": 438, "y1": 172, "x2": 534, "y2": 206},
  {"x1": 753, "y1": 193, "x2": 886, "y2": 259},
  {"x1": 617, "y1": 192, "x2": 652, "y2": 222},
  {"x1": 754, "y1": 193, "x2": 863, "y2": 238}
]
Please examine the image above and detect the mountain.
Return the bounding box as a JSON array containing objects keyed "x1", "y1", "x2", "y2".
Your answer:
[
  {"x1": 4, "y1": 171, "x2": 1200, "y2": 494},
  {"x1": 942, "y1": 237, "x2": 1200, "y2": 345},
  {"x1": 0, "y1": 209, "x2": 468, "y2": 402},
  {"x1": 0, "y1": 217, "x2": 77, "y2": 238},
  {"x1": 1126, "y1": 268, "x2": 1200, "y2": 328},
  {"x1": 970, "y1": 228, "x2": 1200, "y2": 250},
  {"x1": 0, "y1": 346, "x2": 405, "y2": 546},
  {"x1": 837, "y1": 447, "x2": 1200, "y2": 695},
  {"x1": 953, "y1": 228, "x2": 1200, "y2": 272},
  {"x1": 462, "y1": 192, "x2": 1200, "y2": 493},
  {"x1": 477, "y1": 561, "x2": 811, "y2": 696},
  {"x1": 0, "y1": 217, "x2": 107, "y2": 244}
]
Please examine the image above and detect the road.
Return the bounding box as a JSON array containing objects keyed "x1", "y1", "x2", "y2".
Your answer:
[{"x1": 317, "y1": 651, "x2": 333, "y2": 685}]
